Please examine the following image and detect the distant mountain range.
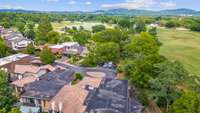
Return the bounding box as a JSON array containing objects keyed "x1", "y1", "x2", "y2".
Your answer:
[
  {"x1": 0, "y1": 8, "x2": 200, "y2": 16},
  {"x1": 93, "y1": 8, "x2": 200, "y2": 16}
]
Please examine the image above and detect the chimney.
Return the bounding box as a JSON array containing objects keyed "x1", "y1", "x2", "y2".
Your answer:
[
  {"x1": 51, "y1": 101, "x2": 55, "y2": 113},
  {"x1": 58, "y1": 102, "x2": 63, "y2": 113}
]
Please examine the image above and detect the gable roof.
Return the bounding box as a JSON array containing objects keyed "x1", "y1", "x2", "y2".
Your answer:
[
  {"x1": 48, "y1": 76, "x2": 102, "y2": 113},
  {"x1": 14, "y1": 65, "x2": 40, "y2": 74},
  {"x1": 11, "y1": 76, "x2": 38, "y2": 88},
  {"x1": 84, "y1": 79, "x2": 142, "y2": 113},
  {"x1": 14, "y1": 64, "x2": 56, "y2": 74},
  {"x1": 21, "y1": 70, "x2": 75, "y2": 100},
  {"x1": 0, "y1": 56, "x2": 35, "y2": 75},
  {"x1": 0, "y1": 54, "x2": 30, "y2": 67}
]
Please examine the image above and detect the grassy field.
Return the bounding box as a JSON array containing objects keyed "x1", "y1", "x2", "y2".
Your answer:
[
  {"x1": 52, "y1": 21, "x2": 113, "y2": 32},
  {"x1": 158, "y1": 28, "x2": 200, "y2": 75}
]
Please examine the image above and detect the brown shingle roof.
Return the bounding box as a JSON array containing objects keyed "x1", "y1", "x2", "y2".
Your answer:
[
  {"x1": 0, "y1": 56, "x2": 35, "y2": 73},
  {"x1": 14, "y1": 64, "x2": 56, "y2": 75},
  {"x1": 14, "y1": 65, "x2": 40, "y2": 74},
  {"x1": 48, "y1": 76, "x2": 102, "y2": 113},
  {"x1": 11, "y1": 76, "x2": 38, "y2": 88}
]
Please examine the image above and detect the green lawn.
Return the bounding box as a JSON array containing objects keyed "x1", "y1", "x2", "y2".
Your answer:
[
  {"x1": 158, "y1": 28, "x2": 200, "y2": 75},
  {"x1": 52, "y1": 21, "x2": 113, "y2": 32}
]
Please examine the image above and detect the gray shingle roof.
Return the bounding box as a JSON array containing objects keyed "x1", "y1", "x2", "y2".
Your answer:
[
  {"x1": 84, "y1": 79, "x2": 142, "y2": 113},
  {"x1": 22, "y1": 69, "x2": 74, "y2": 100}
]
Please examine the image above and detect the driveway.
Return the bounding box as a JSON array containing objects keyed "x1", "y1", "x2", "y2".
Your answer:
[{"x1": 54, "y1": 62, "x2": 116, "y2": 79}]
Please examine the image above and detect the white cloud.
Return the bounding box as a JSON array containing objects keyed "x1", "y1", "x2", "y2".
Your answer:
[
  {"x1": 47, "y1": 0, "x2": 59, "y2": 2},
  {"x1": 68, "y1": 0, "x2": 77, "y2": 5},
  {"x1": 85, "y1": 1, "x2": 92, "y2": 5},
  {"x1": 0, "y1": 5, "x2": 25, "y2": 9},
  {"x1": 160, "y1": 1, "x2": 176, "y2": 8},
  {"x1": 101, "y1": 0, "x2": 156, "y2": 9}
]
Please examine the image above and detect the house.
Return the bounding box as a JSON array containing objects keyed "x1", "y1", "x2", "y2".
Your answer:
[
  {"x1": 11, "y1": 76, "x2": 38, "y2": 96},
  {"x1": 0, "y1": 54, "x2": 51, "y2": 81},
  {"x1": 19, "y1": 69, "x2": 75, "y2": 112},
  {"x1": 0, "y1": 27, "x2": 32, "y2": 50},
  {"x1": 0, "y1": 54, "x2": 30, "y2": 67},
  {"x1": 84, "y1": 78, "x2": 143, "y2": 113},
  {"x1": 49, "y1": 45, "x2": 65, "y2": 54},
  {"x1": 62, "y1": 42, "x2": 82, "y2": 55},
  {"x1": 49, "y1": 42, "x2": 83, "y2": 55},
  {"x1": 48, "y1": 75, "x2": 102, "y2": 113},
  {"x1": 47, "y1": 71, "x2": 142, "y2": 113},
  {"x1": 13, "y1": 64, "x2": 56, "y2": 79}
]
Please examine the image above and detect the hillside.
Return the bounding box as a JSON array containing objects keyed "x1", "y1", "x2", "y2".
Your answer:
[
  {"x1": 93, "y1": 8, "x2": 200, "y2": 16},
  {"x1": 1, "y1": 8, "x2": 200, "y2": 16}
]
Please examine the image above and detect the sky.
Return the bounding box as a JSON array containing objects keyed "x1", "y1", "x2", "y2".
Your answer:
[{"x1": 0, "y1": 0, "x2": 200, "y2": 11}]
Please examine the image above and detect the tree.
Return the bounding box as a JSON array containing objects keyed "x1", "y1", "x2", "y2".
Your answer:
[
  {"x1": 170, "y1": 92, "x2": 200, "y2": 113},
  {"x1": 148, "y1": 60, "x2": 188, "y2": 112},
  {"x1": 122, "y1": 32, "x2": 162, "y2": 88},
  {"x1": 8, "y1": 108, "x2": 21, "y2": 113},
  {"x1": 134, "y1": 20, "x2": 146, "y2": 33},
  {"x1": 73, "y1": 31, "x2": 91, "y2": 45},
  {"x1": 82, "y1": 42, "x2": 120, "y2": 66},
  {"x1": 123, "y1": 56, "x2": 153, "y2": 88},
  {"x1": 80, "y1": 26, "x2": 84, "y2": 31},
  {"x1": 35, "y1": 17, "x2": 53, "y2": 44},
  {"x1": 72, "y1": 26, "x2": 77, "y2": 31},
  {"x1": 0, "y1": 109, "x2": 6, "y2": 113},
  {"x1": 148, "y1": 27, "x2": 157, "y2": 37},
  {"x1": 24, "y1": 22, "x2": 35, "y2": 39},
  {"x1": 190, "y1": 22, "x2": 200, "y2": 32},
  {"x1": 75, "y1": 73, "x2": 84, "y2": 80},
  {"x1": 92, "y1": 29, "x2": 129, "y2": 52},
  {"x1": 0, "y1": 70, "x2": 16, "y2": 111},
  {"x1": 15, "y1": 22, "x2": 25, "y2": 34},
  {"x1": 123, "y1": 32, "x2": 159, "y2": 59},
  {"x1": 118, "y1": 19, "x2": 131, "y2": 28},
  {"x1": 40, "y1": 47, "x2": 55, "y2": 64},
  {"x1": 59, "y1": 33, "x2": 72, "y2": 43},
  {"x1": 92, "y1": 25, "x2": 106, "y2": 33},
  {"x1": 0, "y1": 21, "x2": 11, "y2": 28},
  {"x1": 0, "y1": 38, "x2": 9, "y2": 58},
  {"x1": 26, "y1": 43, "x2": 36, "y2": 54},
  {"x1": 165, "y1": 21, "x2": 179, "y2": 28},
  {"x1": 47, "y1": 31, "x2": 60, "y2": 44}
]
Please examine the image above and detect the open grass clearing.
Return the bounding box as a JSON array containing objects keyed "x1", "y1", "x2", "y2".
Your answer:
[
  {"x1": 158, "y1": 28, "x2": 200, "y2": 75},
  {"x1": 52, "y1": 21, "x2": 114, "y2": 33}
]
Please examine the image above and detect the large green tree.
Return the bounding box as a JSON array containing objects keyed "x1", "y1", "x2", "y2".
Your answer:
[
  {"x1": 118, "y1": 19, "x2": 131, "y2": 28},
  {"x1": 0, "y1": 70, "x2": 16, "y2": 112},
  {"x1": 122, "y1": 32, "x2": 162, "y2": 88},
  {"x1": 59, "y1": 33, "x2": 72, "y2": 43},
  {"x1": 123, "y1": 32, "x2": 160, "y2": 59},
  {"x1": 25, "y1": 43, "x2": 36, "y2": 54},
  {"x1": 8, "y1": 108, "x2": 21, "y2": 113},
  {"x1": 82, "y1": 42, "x2": 120, "y2": 66},
  {"x1": 35, "y1": 17, "x2": 53, "y2": 44},
  {"x1": 40, "y1": 47, "x2": 55, "y2": 64},
  {"x1": 134, "y1": 20, "x2": 146, "y2": 33},
  {"x1": 73, "y1": 30, "x2": 91, "y2": 45},
  {"x1": 170, "y1": 92, "x2": 200, "y2": 113},
  {"x1": 0, "y1": 38, "x2": 9, "y2": 58},
  {"x1": 47, "y1": 31, "x2": 60, "y2": 44},
  {"x1": 92, "y1": 25, "x2": 106, "y2": 33},
  {"x1": 92, "y1": 28, "x2": 129, "y2": 54},
  {"x1": 24, "y1": 22, "x2": 35, "y2": 40},
  {"x1": 148, "y1": 60, "x2": 188, "y2": 112},
  {"x1": 15, "y1": 22, "x2": 26, "y2": 34}
]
